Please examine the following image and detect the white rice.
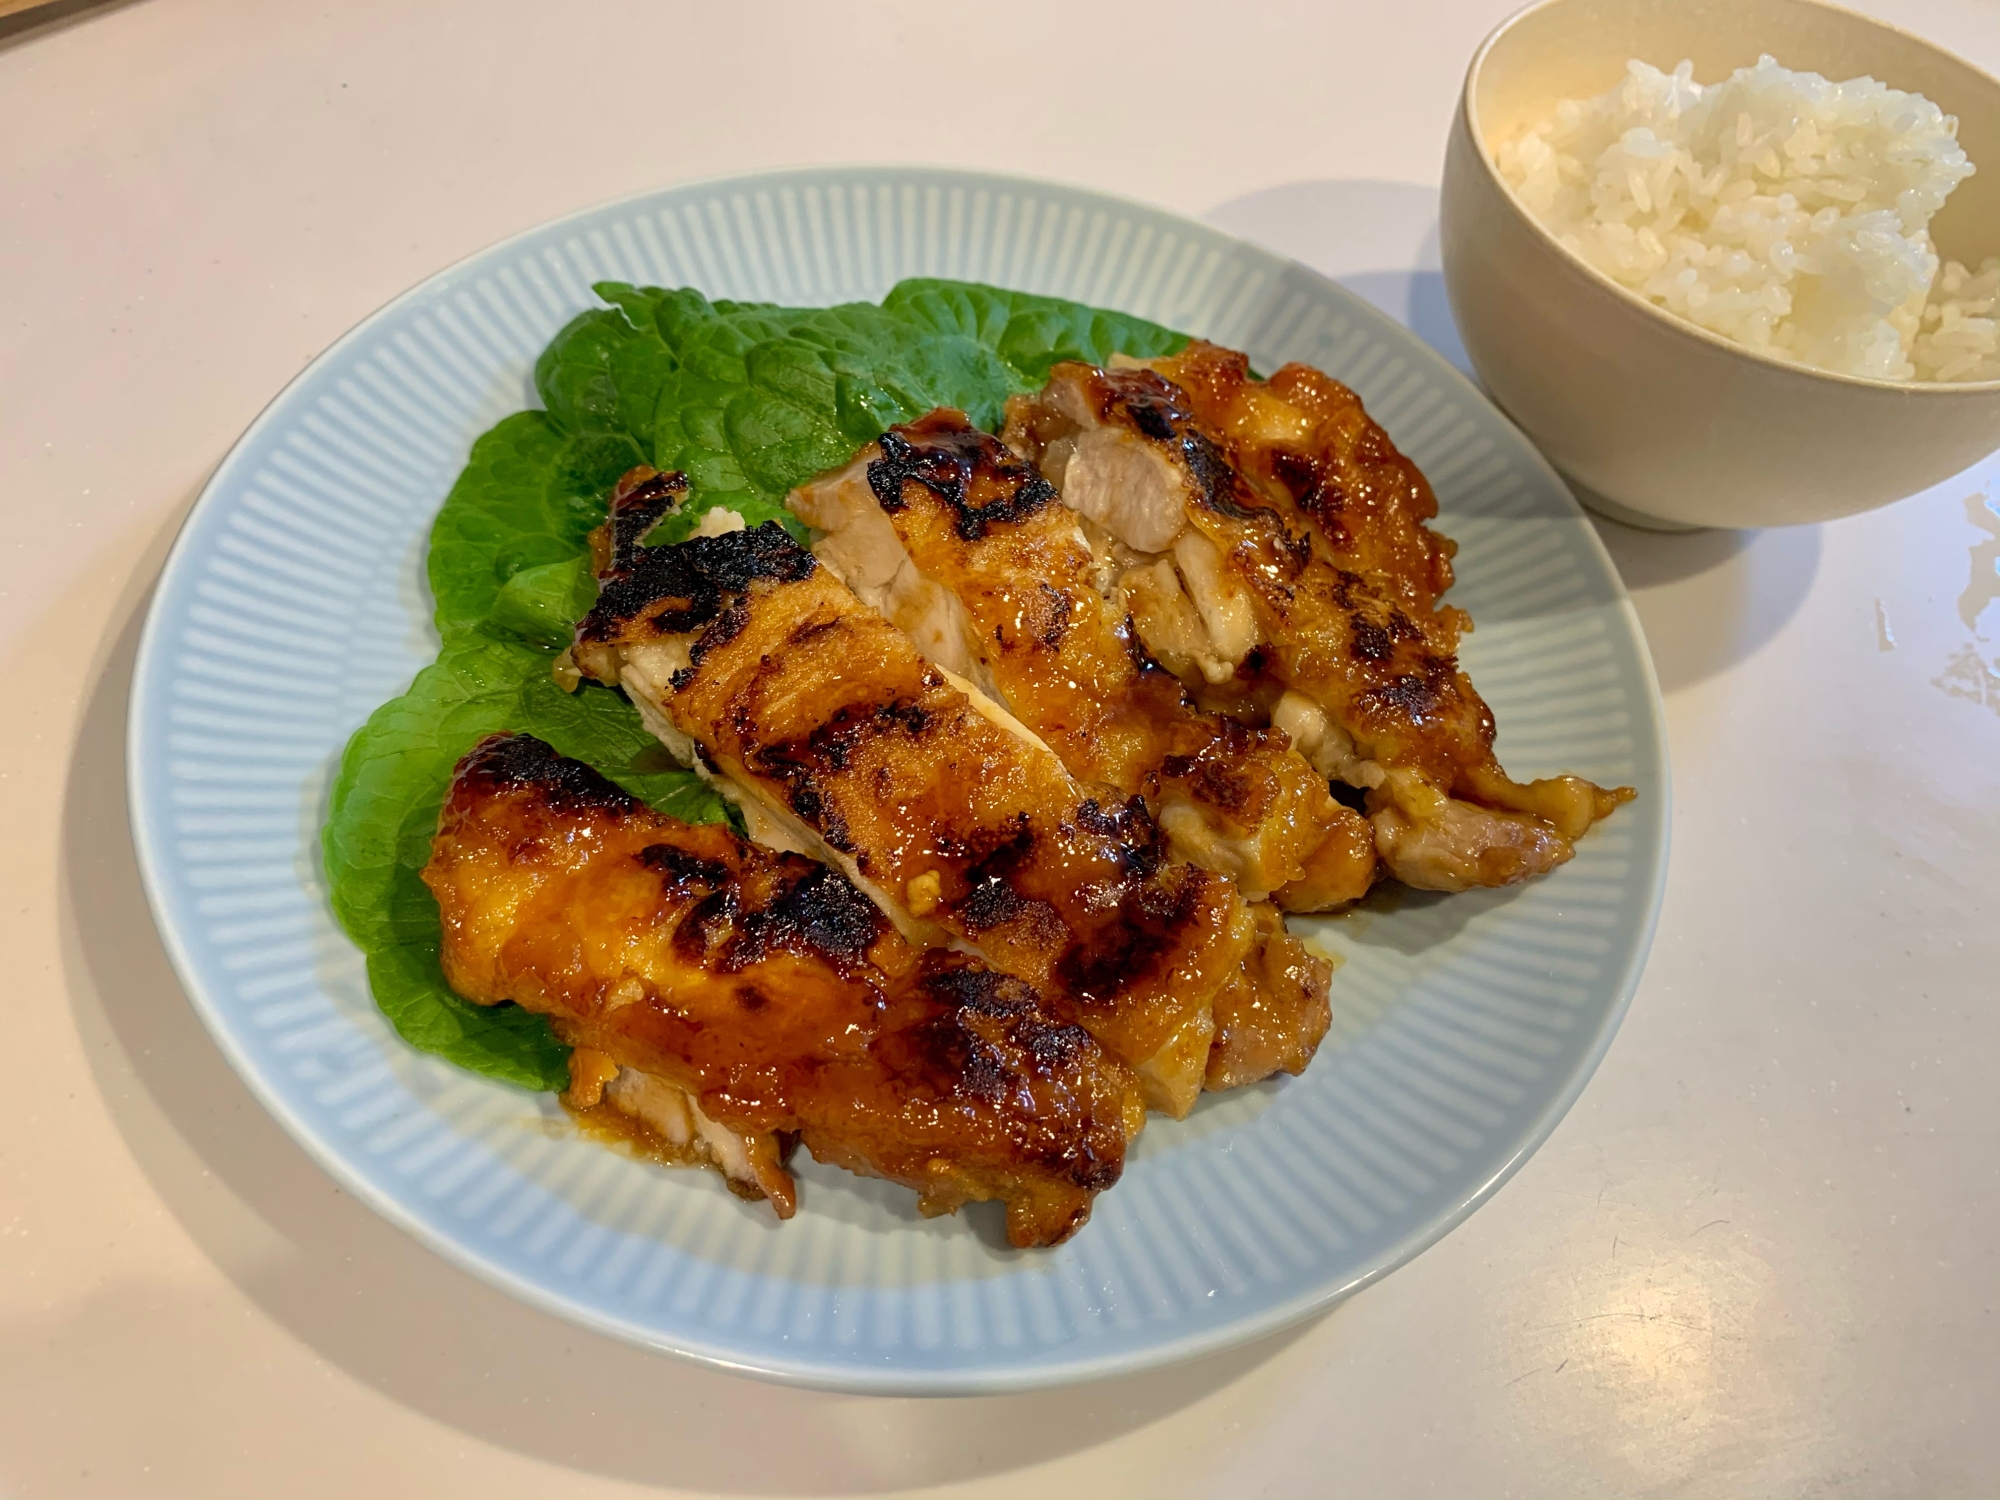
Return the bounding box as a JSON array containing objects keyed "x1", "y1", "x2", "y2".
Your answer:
[{"x1": 1497, "y1": 56, "x2": 1999, "y2": 383}]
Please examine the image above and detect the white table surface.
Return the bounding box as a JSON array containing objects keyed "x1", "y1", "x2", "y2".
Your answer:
[{"x1": 4, "y1": 1, "x2": 1996, "y2": 1494}]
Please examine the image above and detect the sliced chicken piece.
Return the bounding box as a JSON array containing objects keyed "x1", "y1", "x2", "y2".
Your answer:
[
  {"x1": 790, "y1": 410, "x2": 1373, "y2": 914},
  {"x1": 1206, "y1": 904, "x2": 1335, "y2": 1089},
  {"x1": 1116, "y1": 556, "x2": 1236, "y2": 687},
  {"x1": 1002, "y1": 353, "x2": 1633, "y2": 892},
  {"x1": 790, "y1": 415, "x2": 1350, "y2": 1088},
  {"x1": 1151, "y1": 342, "x2": 1637, "y2": 844},
  {"x1": 571, "y1": 469, "x2": 1277, "y2": 1118},
  {"x1": 802, "y1": 488, "x2": 986, "y2": 684},
  {"x1": 565, "y1": 1053, "x2": 796, "y2": 1208},
  {"x1": 1367, "y1": 770, "x2": 1576, "y2": 892},
  {"x1": 423, "y1": 732, "x2": 1143, "y2": 1247}
]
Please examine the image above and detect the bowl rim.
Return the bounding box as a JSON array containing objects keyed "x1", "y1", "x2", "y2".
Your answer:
[{"x1": 1460, "y1": 0, "x2": 2000, "y2": 396}]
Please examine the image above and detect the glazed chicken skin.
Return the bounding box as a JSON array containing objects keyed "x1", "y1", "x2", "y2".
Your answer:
[
  {"x1": 788, "y1": 409, "x2": 1376, "y2": 912},
  {"x1": 1002, "y1": 351, "x2": 1634, "y2": 892},
  {"x1": 571, "y1": 469, "x2": 1329, "y2": 1113},
  {"x1": 422, "y1": 732, "x2": 1142, "y2": 1247}
]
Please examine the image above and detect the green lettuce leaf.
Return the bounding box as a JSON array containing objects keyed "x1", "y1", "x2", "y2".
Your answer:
[
  {"x1": 533, "y1": 301, "x2": 677, "y2": 451},
  {"x1": 484, "y1": 556, "x2": 599, "y2": 650},
  {"x1": 425, "y1": 412, "x2": 643, "y2": 638},
  {"x1": 880, "y1": 278, "x2": 1185, "y2": 386}
]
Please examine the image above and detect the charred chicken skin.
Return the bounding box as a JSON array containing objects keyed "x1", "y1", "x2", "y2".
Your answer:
[
  {"x1": 788, "y1": 410, "x2": 1376, "y2": 912},
  {"x1": 1001, "y1": 349, "x2": 1633, "y2": 892},
  {"x1": 570, "y1": 469, "x2": 1330, "y2": 1115},
  {"x1": 422, "y1": 732, "x2": 1142, "y2": 1247}
]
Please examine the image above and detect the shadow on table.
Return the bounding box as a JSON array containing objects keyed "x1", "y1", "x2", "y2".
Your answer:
[
  {"x1": 57, "y1": 506, "x2": 1317, "y2": 1493},
  {"x1": 1588, "y1": 516, "x2": 1823, "y2": 692}
]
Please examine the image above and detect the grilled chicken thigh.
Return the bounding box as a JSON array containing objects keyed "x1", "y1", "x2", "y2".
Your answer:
[
  {"x1": 789, "y1": 410, "x2": 1375, "y2": 912},
  {"x1": 1002, "y1": 351, "x2": 1633, "y2": 892},
  {"x1": 571, "y1": 469, "x2": 1330, "y2": 1114},
  {"x1": 423, "y1": 732, "x2": 1141, "y2": 1247}
]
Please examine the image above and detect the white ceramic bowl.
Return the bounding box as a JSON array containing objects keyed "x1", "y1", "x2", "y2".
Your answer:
[{"x1": 1441, "y1": 0, "x2": 2000, "y2": 531}]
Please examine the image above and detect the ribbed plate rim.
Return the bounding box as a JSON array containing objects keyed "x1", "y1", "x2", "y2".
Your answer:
[{"x1": 125, "y1": 164, "x2": 1671, "y2": 1394}]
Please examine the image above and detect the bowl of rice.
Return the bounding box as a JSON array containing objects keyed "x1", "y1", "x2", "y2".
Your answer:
[{"x1": 1441, "y1": 0, "x2": 2000, "y2": 530}]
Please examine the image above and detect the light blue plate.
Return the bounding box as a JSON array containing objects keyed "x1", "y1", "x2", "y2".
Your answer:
[{"x1": 128, "y1": 167, "x2": 1669, "y2": 1393}]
